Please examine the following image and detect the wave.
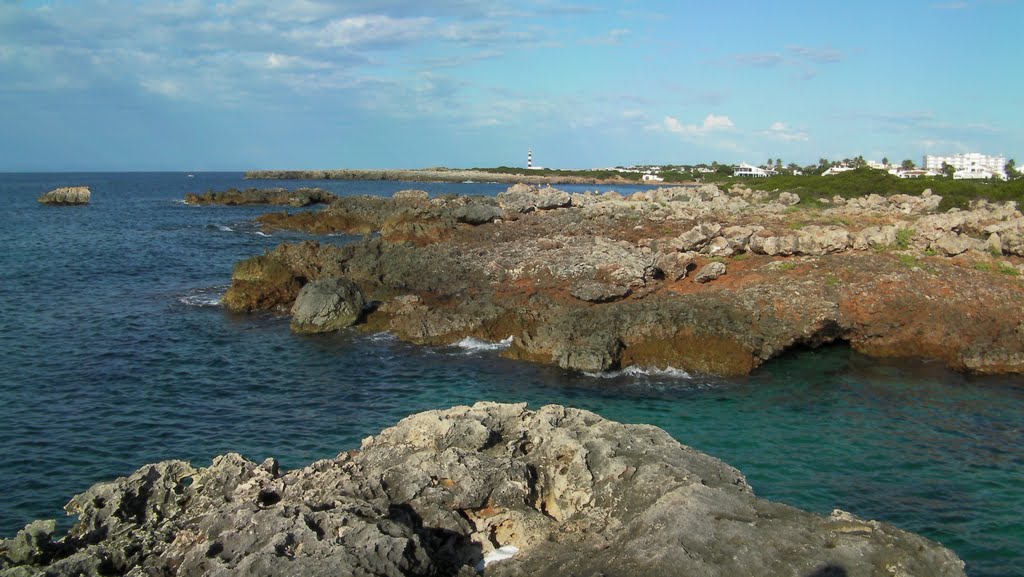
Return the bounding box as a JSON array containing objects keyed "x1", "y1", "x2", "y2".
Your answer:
[
  {"x1": 584, "y1": 365, "x2": 693, "y2": 379},
  {"x1": 453, "y1": 336, "x2": 513, "y2": 352},
  {"x1": 177, "y1": 286, "x2": 228, "y2": 308},
  {"x1": 216, "y1": 225, "x2": 234, "y2": 232},
  {"x1": 254, "y1": 231, "x2": 271, "y2": 237}
]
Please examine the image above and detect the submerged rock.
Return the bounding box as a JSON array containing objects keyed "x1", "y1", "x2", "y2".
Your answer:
[
  {"x1": 38, "y1": 187, "x2": 90, "y2": 205},
  {"x1": 0, "y1": 403, "x2": 966, "y2": 577}
]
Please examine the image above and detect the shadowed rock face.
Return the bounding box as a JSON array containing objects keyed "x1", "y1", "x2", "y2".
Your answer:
[
  {"x1": 0, "y1": 403, "x2": 966, "y2": 577},
  {"x1": 221, "y1": 185, "x2": 1024, "y2": 376},
  {"x1": 38, "y1": 187, "x2": 90, "y2": 205}
]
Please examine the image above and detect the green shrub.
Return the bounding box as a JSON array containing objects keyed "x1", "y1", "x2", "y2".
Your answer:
[{"x1": 894, "y1": 228, "x2": 916, "y2": 250}]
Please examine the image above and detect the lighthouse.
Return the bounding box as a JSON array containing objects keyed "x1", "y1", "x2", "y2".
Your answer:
[{"x1": 528, "y1": 149, "x2": 533, "y2": 169}]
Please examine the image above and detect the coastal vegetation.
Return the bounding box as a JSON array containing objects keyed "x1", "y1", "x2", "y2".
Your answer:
[{"x1": 726, "y1": 167, "x2": 1024, "y2": 211}]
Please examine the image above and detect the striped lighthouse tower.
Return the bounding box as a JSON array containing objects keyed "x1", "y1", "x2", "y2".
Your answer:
[{"x1": 528, "y1": 149, "x2": 533, "y2": 169}]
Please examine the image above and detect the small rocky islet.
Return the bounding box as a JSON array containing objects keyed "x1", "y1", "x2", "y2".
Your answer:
[
  {"x1": 0, "y1": 403, "x2": 967, "y2": 576},
  {"x1": 220, "y1": 182, "x2": 1024, "y2": 376},
  {"x1": 37, "y1": 186, "x2": 91, "y2": 205}
]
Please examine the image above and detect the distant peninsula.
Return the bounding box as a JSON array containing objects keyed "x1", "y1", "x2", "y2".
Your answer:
[{"x1": 245, "y1": 168, "x2": 655, "y2": 185}]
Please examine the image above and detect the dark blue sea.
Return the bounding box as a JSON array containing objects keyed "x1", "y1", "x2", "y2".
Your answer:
[{"x1": 0, "y1": 172, "x2": 1021, "y2": 576}]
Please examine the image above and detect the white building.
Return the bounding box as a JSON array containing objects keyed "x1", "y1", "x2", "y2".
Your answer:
[
  {"x1": 733, "y1": 163, "x2": 772, "y2": 178},
  {"x1": 822, "y1": 165, "x2": 855, "y2": 176},
  {"x1": 891, "y1": 168, "x2": 940, "y2": 179},
  {"x1": 924, "y1": 153, "x2": 1006, "y2": 179},
  {"x1": 641, "y1": 173, "x2": 664, "y2": 182},
  {"x1": 953, "y1": 166, "x2": 996, "y2": 180}
]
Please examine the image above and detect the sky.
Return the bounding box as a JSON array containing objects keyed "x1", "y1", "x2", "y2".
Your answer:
[{"x1": 0, "y1": 0, "x2": 1021, "y2": 171}]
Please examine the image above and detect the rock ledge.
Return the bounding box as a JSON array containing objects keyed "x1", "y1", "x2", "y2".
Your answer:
[{"x1": 0, "y1": 403, "x2": 965, "y2": 577}]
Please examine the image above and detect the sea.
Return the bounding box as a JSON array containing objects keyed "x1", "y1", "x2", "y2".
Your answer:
[{"x1": 0, "y1": 172, "x2": 1021, "y2": 576}]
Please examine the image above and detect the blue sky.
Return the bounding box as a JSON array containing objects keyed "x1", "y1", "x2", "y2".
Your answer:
[{"x1": 1, "y1": 0, "x2": 1020, "y2": 171}]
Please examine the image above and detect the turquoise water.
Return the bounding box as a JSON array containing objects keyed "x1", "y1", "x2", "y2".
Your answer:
[{"x1": 0, "y1": 173, "x2": 1020, "y2": 576}]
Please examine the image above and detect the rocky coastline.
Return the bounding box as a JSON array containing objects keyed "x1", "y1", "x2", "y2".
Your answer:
[
  {"x1": 184, "y1": 187, "x2": 336, "y2": 207},
  {"x1": 245, "y1": 168, "x2": 647, "y2": 186},
  {"x1": 222, "y1": 183, "x2": 1024, "y2": 376},
  {"x1": 0, "y1": 403, "x2": 966, "y2": 576}
]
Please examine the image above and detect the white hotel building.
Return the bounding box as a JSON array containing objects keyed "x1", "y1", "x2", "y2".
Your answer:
[{"x1": 924, "y1": 153, "x2": 1007, "y2": 180}]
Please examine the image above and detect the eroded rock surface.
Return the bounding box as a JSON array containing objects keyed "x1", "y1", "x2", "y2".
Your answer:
[
  {"x1": 0, "y1": 403, "x2": 966, "y2": 577},
  {"x1": 185, "y1": 187, "x2": 336, "y2": 207},
  {"x1": 38, "y1": 187, "x2": 91, "y2": 205},
  {"x1": 223, "y1": 185, "x2": 1024, "y2": 376},
  {"x1": 290, "y1": 277, "x2": 365, "y2": 334}
]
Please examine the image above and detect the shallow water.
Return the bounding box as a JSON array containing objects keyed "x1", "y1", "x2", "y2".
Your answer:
[{"x1": 0, "y1": 173, "x2": 1020, "y2": 576}]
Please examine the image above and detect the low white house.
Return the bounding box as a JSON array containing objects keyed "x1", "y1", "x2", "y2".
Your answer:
[
  {"x1": 822, "y1": 165, "x2": 855, "y2": 176},
  {"x1": 733, "y1": 163, "x2": 772, "y2": 178},
  {"x1": 891, "y1": 169, "x2": 940, "y2": 179},
  {"x1": 953, "y1": 166, "x2": 996, "y2": 180},
  {"x1": 642, "y1": 173, "x2": 664, "y2": 182}
]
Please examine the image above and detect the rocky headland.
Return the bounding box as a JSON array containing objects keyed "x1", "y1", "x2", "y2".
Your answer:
[
  {"x1": 223, "y1": 183, "x2": 1024, "y2": 376},
  {"x1": 38, "y1": 186, "x2": 91, "y2": 205},
  {"x1": 0, "y1": 403, "x2": 966, "y2": 577},
  {"x1": 246, "y1": 168, "x2": 643, "y2": 186},
  {"x1": 184, "y1": 187, "x2": 336, "y2": 207}
]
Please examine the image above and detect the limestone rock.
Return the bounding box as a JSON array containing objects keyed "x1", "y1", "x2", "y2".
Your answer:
[
  {"x1": 290, "y1": 278, "x2": 365, "y2": 334},
  {"x1": 392, "y1": 189, "x2": 430, "y2": 203},
  {"x1": 453, "y1": 202, "x2": 502, "y2": 225},
  {"x1": 931, "y1": 233, "x2": 975, "y2": 257},
  {"x1": 38, "y1": 186, "x2": 90, "y2": 205},
  {"x1": 777, "y1": 191, "x2": 800, "y2": 206},
  {"x1": 694, "y1": 261, "x2": 727, "y2": 283},
  {"x1": 853, "y1": 225, "x2": 899, "y2": 251},
  {"x1": 0, "y1": 404, "x2": 968, "y2": 577},
  {"x1": 497, "y1": 184, "x2": 571, "y2": 213},
  {"x1": 673, "y1": 222, "x2": 722, "y2": 252},
  {"x1": 569, "y1": 280, "x2": 631, "y2": 303},
  {"x1": 654, "y1": 252, "x2": 697, "y2": 281}
]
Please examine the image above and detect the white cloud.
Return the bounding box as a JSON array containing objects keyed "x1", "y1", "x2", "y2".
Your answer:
[
  {"x1": 140, "y1": 78, "x2": 184, "y2": 99},
  {"x1": 265, "y1": 53, "x2": 295, "y2": 69},
  {"x1": 762, "y1": 121, "x2": 809, "y2": 142},
  {"x1": 582, "y1": 28, "x2": 630, "y2": 45},
  {"x1": 663, "y1": 113, "x2": 735, "y2": 135},
  {"x1": 317, "y1": 15, "x2": 433, "y2": 48}
]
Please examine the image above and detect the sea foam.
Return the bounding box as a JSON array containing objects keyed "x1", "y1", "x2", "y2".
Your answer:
[
  {"x1": 584, "y1": 366, "x2": 692, "y2": 379},
  {"x1": 454, "y1": 336, "x2": 513, "y2": 352}
]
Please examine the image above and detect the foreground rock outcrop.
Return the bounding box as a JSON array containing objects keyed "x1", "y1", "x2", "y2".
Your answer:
[
  {"x1": 224, "y1": 185, "x2": 1024, "y2": 376},
  {"x1": 38, "y1": 187, "x2": 91, "y2": 205},
  {"x1": 0, "y1": 403, "x2": 966, "y2": 577},
  {"x1": 185, "y1": 187, "x2": 336, "y2": 207}
]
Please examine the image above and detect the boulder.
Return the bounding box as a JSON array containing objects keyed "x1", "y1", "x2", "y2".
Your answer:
[
  {"x1": 569, "y1": 280, "x2": 631, "y2": 303},
  {"x1": 673, "y1": 222, "x2": 722, "y2": 252},
  {"x1": 0, "y1": 404, "x2": 967, "y2": 577},
  {"x1": 777, "y1": 191, "x2": 800, "y2": 206},
  {"x1": 38, "y1": 186, "x2": 90, "y2": 205},
  {"x1": 497, "y1": 184, "x2": 571, "y2": 213},
  {"x1": 453, "y1": 202, "x2": 502, "y2": 225},
  {"x1": 852, "y1": 225, "x2": 899, "y2": 251},
  {"x1": 930, "y1": 233, "x2": 976, "y2": 257},
  {"x1": 694, "y1": 261, "x2": 727, "y2": 283},
  {"x1": 654, "y1": 251, "x2": 698, "y2": 281},
  {"x1": 289, "y1": 277, "x2": 365, "y2": 334}
]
